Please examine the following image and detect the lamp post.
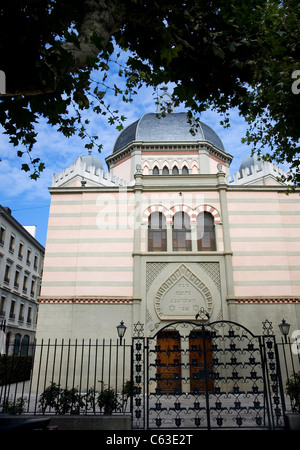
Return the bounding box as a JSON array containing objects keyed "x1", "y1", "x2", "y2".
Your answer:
[
  {"x1": 278, "y1": 319, "x2": 291, "y2": 381},
  {"x1": 116, "y1": 321, "x2": 127, "y2": 345},
  {"x1": 278, "y1": 319, "x2": 290, "y2": 343}
]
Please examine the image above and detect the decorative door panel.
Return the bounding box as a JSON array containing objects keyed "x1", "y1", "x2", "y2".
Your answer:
[{"x1": 156, "y1": 330, "x2": 181, "y2": 393}]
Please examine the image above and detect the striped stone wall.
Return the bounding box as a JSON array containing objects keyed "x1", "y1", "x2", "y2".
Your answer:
[
  {"x1": 40, "y1": 191, "x2": 135, "y2": 299},
  {"x1": 227, "y1": 190, "x2": 300, "y2": 297}
]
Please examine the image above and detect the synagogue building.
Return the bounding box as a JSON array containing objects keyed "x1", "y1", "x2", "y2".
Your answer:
[{"x1": 36, "y1": 96, "x2": 300, "y2": 346}]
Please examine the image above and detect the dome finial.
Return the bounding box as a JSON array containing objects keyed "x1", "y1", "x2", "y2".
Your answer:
[{"x1": 156, "y1": 87, "x2": 175, "y2": 114}]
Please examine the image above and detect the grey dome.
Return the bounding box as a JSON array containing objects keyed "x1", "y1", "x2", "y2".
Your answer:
[
  {"x1": 239, "y1": 154, "x2": 262, "y2": 176},
  {"x1": 80, "y1": 154, "x2": 103, "y2": 171},
  {"x1": 113, "y1": 112, "x2": 225, "y2": 153}
]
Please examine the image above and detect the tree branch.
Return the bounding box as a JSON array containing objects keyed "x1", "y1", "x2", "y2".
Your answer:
[{"x1": 3, "y1": 0, "x2": 125, "y2": 97}]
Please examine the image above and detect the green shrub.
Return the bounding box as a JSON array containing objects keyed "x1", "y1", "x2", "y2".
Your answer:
[
  {"x1": 286, "y1": 372, "x2": 300, "y2": 414},
  {"x1": 38, "y1": 382, "x2": 85, "y2": 415},
  {"x1": 38, "y1": 380, "x2": 136, "y2": 415},
  {"x1": 97, "y1": 387, "x2": 121, "y2": 415},
  {"x1": 1, "y1": 396, "x2": 28, "y2": 414}
]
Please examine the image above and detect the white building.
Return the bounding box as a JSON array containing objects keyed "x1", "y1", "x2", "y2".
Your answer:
[{"x1": 0, "y1": 205, "x2": 44, "y2": 354}]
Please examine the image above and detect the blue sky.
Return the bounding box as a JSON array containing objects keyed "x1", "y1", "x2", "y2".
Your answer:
[{"x1": 0, "y1": 65, "x2": 258, "y2": 248}]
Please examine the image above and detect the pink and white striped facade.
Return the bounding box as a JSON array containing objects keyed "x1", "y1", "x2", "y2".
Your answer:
[{"x1": 37, "y1": 114, "x2": 300, "y2": 342}]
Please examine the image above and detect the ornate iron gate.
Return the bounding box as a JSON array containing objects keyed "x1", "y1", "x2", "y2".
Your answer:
[{"x1": 131, "y1": 321, "x2": 286, "y2": 430}]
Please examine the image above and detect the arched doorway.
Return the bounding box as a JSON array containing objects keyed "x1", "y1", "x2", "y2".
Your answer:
[{"x1": 132, "y1": 320, "x2": 286, "y2": 430}]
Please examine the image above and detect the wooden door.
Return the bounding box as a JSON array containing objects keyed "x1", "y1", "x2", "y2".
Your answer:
[
  {"x1": 156, "y1": 330, "x2": 181, "y2": 393},
  {"x1": 189, "y1": 331, "x2": 214, "y2": 392}
]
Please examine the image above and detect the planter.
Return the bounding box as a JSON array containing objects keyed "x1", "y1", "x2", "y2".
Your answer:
[{"x1": 285, "y1": 413, "x2": 300, "y2": 430}]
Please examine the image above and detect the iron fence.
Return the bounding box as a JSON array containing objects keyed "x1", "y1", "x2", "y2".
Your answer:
[
  {"x1": 0, "y1": 333, "x2": 299, "y2": 428},
  {"x1": 0, "y1": 339, "x2": 132, "y2": 416},
  {"x1": 277, "y1": 336, "x2": 300, "y2": 385}
]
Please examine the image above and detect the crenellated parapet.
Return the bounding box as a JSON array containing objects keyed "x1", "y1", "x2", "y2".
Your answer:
[
  {"x1": 226, "y1": 156, "x2": 288, "y2": 186},
  {"x1": 52, "y1": 155, "x2": 130, "y2": 188}
]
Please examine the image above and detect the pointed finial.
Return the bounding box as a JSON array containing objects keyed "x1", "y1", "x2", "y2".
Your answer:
[{"x1": 157, "y1": 87, "x2": 175, "y2": 114}]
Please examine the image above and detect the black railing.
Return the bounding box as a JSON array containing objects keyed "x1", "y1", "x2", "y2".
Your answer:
[
  {"x1": 277, "y1": 337, "x2": 300, "y2": 414},
  {"x1": 0, "y1": 339, "x2": 132, "y2": 416},
  {"x1": 0, "y1": 335, "x2": 299, "y2": 425},
  {"x1": 277, "y1": 337, "x2": 300, "y2": 383}
]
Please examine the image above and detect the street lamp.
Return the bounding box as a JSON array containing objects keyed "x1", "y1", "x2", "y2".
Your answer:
[
  {"x1": 278, "y1": 319, "x2": 290, "y2": 342},
  {"x1": 116, "y1": 321, "x2": 127, "y2": 345}
]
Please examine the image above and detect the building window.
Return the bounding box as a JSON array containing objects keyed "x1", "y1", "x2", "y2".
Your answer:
[
  {"x1": 23, "y1": 274, "x2": 28, "y2": 294},
  {"x1": 18, "y1": 304, "x2": 24, "y2": 323},
  {"x1": 9, "y1": 300, "x2": 16, "y2": 320},
  {"x1": 197, "y1": 212, "x2": 216, "y2": 251},
  {"x1": 18, "y1": 242, "x2": 24, "y2": 259},
  {"x1": 153, "y1": 166, "x2": 159, "y2": 175},
  {"x1": 26, "y1": 249, "x2": 31, "y2": 265},
  {"x1": 30, "y1": 278, "x2": 36, "y2": 297},
  {"x1": 162, "y1": 166, "x2": 169, "y2": 175},
  {"x1": 21, "y1": 335, "x2": 30, "y2": 356},
  {"x1": 148, "y1": 212, "x2": 167, "y2": 252},
  {"x1": 14, "y1": 269, "x2": 20, "y2": 289},
  {"x1": 34, "y1": 255, "x2": 38, "y2": 270},
  {"x1": 0, "y1": 296, "x2": 6, "y2": 317},
  {"x1": 4, "y1": 263, "x2": 11, "y2": 284},
  {"x1": 27, "y1": 306, "x2": 32, "y2": 325},
  {"x1": 172, "y1": 166, "x2": 179, "y2": 175},
  {"x1": 9, "y1": 234, "x2": 15, "y2": 252},
  {"x1": 182, "y1": 166, "x2": 189, "y2": 174},
  {"x1": 173, "y1": 212, "x2": 191, "y2": 251},
  {"x1": 13, "y1": 333, "x2": 21, "y2": 355},
  {"x1": 0, "y1": 226, "x2": 5, "y2": 245}
]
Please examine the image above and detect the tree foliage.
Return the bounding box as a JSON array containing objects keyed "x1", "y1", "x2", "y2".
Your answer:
[{"x1": 0, "y1": 0, "x2": 299, "y2": 184}]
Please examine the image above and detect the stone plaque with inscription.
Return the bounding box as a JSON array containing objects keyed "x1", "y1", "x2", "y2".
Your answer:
[{"x1": 155, "y1": 265, "x2": 213, "y2": 320}]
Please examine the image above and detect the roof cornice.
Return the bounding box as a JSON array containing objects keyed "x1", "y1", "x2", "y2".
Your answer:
[
  {"x1": 0, "y1": 205, "x2": 45, "y2": 251},
  {"x1": 105, "y1": 140, "x2": 233, "y2": 167}
]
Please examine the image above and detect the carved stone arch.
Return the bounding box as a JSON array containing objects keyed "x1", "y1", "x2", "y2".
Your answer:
[
  {"x1": 162, "y1": 161, "x2": 170, "y2": 175},
  {"x1": 169, "y1": 204, "x2": 194, "y2": 224},
  {"x1": 195, "y1": 205, "x2": 221, "y2": 224},
  {"x1": 142, "y1": 205, "x2": 169, "y2": 225},
  {"x1": 171, "y1": 162, "x2": 179, "y2": 174},
  {"x1": 142, "y1": 161, "x2": 150, "y2": 175},
  {"x1": 181, "y1": 160, "x2": 190, "y2": 174},
  {"x1": 192, "y1": 161, "x2": 199, "y2": 174},
  {"x1": 152, "y1": 161, "x2": 160, "y2": 174}
]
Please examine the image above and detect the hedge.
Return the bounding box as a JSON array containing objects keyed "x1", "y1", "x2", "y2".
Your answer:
[{"x1": 0, "y1": 355, "x2": 33, "y2": 385}]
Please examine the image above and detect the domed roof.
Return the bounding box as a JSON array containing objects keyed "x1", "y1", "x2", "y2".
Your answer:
[
  {"x1": 113, "y1": 112, "x2": 225, "y2": 153},
  {"x1": 80, "y1": 153, "x2": 103, "y2": 171},
  {"x1": 239, "y1": 154, "x2": 262, "y2": 176}
]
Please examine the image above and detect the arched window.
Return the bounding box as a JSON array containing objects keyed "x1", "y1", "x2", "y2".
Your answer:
[
  {"x1": 148, "y1": 212, "x2": 167, "y2": 251},
  {"x1": 182, "y1": 165, "x2": 189, "y2": 174},
  {"x1": 173, "y1": 212, "x2": 191, "y2": 251},
  {"x1": 153, "y1": 166, "x2": 159, "y2": 175},
  {"x1": 13, "y1": 333, "x2": 21, "y2": 355},
  {"x1": 197, "y1": 212, "x2": 216, "y2": 251},
  {"x1": 5, "y1": 332, "x2": 11, "y2": 354},
  {"x1": 162, "y1": 166, "x2": 169, "y2": 175},
  {"x1": 172, "y1": 166, "x2": 179, "y2": 175},
  {"x1": 21, "y1": 335, "x2": 30, "y2": 356}
]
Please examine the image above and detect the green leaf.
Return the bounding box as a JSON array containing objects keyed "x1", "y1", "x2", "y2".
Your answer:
[{"x1": 21, "y1": 164, "x2": 30, "y2": 172}]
